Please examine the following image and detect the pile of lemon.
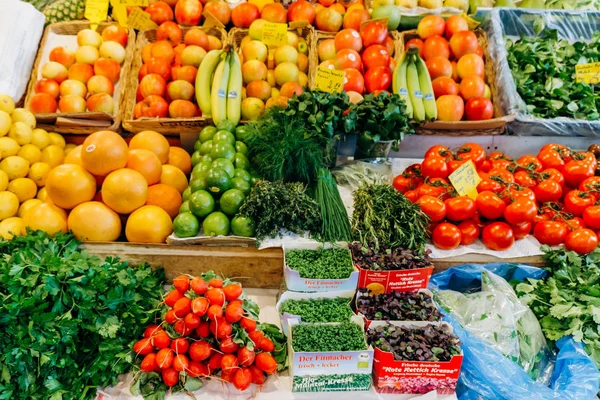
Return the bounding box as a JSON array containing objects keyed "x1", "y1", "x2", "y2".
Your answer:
[{"x1": 0, "y1": 94, "x2": 69, "y2": 239}]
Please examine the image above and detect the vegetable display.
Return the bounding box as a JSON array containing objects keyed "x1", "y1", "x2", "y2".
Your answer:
[
  {"x1": 357, "y1": 289, "x2": 441, "y2": 322},
  {"x1": 349, "y1": 242, "x2": 433, "y2": 271},
  {"x1": 291, "y1": 322, "x2": 367, "y2": 352},
  {"x1": 280, "y1": 297, "x2": 354, "y2": 323},
  {"x1": 286, "y1": 248, "x2": 354, "y2": 279}
]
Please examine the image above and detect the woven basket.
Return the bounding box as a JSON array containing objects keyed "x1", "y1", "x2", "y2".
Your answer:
[
  {"x1": 122, "y1": 26, "x2": 227, "y2": 136},
  {"x1": 24, "y1": 21, "x2": 136, "y2": 134},
  {"x1": 397, "y1": 29, "x2": 514, "y2": 136}
]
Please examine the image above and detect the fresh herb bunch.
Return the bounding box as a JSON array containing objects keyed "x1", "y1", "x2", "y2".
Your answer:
[
  {"x1": 351, "y1": 183, "x2": 430, "y2": 252},
  {"x1": 286, "y1": 248, "x2": 354, "y2": 279},
  {"x1": 357, "y1": 289, "x2": 441, "y2": 322},
  {"x1": 515, "y1": 246, "x2": 600, "y2": 368},
  {"x1": 507, "y1": 29, "x2": 600, "y2": 120},
  {"x1": 367, "y1": 323, "x2": 462, "y2": 362},
  {"x1": 355, "y1": 92, "x2": 413, "y2": 149},
  {"x1": 292, "y1": 322, "x2": 367, "y2": 352},
  {"x1": 236, "y1": 180, "x2": 322, "y2": 242},
  {"x1": 0, "y1": 231, "x2": 166, "y2": 400},
  {"x1": 280, "y1": 297, "x2": 355, "y2": 323},
  {"x1": 315, "y1": 168, "x2": 352, "y2": 243},
  {"x1": 349, "y1": 242, "x2": 433, "y2": 271}
]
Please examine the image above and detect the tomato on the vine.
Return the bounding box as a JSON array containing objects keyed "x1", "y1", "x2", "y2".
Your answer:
[
  {"x1": 500, "y1": 187, "x2": 536, "y2": 205},
  {"x1": 534, "y1": 179, "x2": 563, "y2": 203},
  {"x1": 404, "y1": 189, "x2": 420, "y2": 203},
  {"x1": 504, "y1": 198, "x2": 537, "y2": 226},
  {"x1": 516, "y1": 155, "x2": 543, "y2": 172},
  {"x1": 457, "y1": 220, "x2": 480, "y2": 245},
  {"x1": 576, "y1": 151, "x2": 598, "y2": 169},
  {"x1": 479, "y1": 159, "x2": 493, "y2": 173},
  {"x1": 432, "y1": 222, "x2": 462, "y2": 250},
  {"x1": 491, "y1": 159, "x2": 512, "y2": 170},
  {"x1": 514, "y1": 171, "x2": 536, "y2": 189},
  {"x1": 476, "y1": 191, "x2": 506, "y2": 220},
  {"x1": 533, "y1": 220, "x2": 567, "y2": 245},
  {"x1": 566, "y1": 217, "x2": 586, "y2": 231},
  {"x1": 563, "y1": 160, "x2": 595, "y2": 188},
  {"x1": 540, "y1": 168, "x2": 565, "y2": 187},
  {"x1": 456, "y1": 143, "x2": 486, "y2": 167},
  {"x1": 447, "y1": 159, "x2": 467, "y2": 174},
  {"x1": 538, "y1": 148, "x2": 566, "y2": 171},
  {"x1": 579, "y1": 176, "x2": 600, "y2": 193},
  {"x1": 583, "y1": 205, "x2": 600, "y2": 230},
  {"x1": 564, "y1": 190, "x2": 596, "y2": 217},
  {"x1": 488, "y1": 168, "x2": 514, "y2": 184},
  {"x1": 512, "y1": 222, "x2": 532, "y2": 240},
  {"x1": 444, "y1": 196, "x2": 476, "y2": 222},
  {"x1": 565, "y1": 228, "x2": 598, "y2": 254},
  {"x1": 421, "y1": 156, "x2": 449, "y2": 179},
  {"x1": 477, "y1": 178, "x2": 503, "y2": 193},
  {"x1": 418, "y1": 183, "x2": 446, "y2": 198},
  {"x1": 424, "y1": 145, "x2": 450, "y2": 159},
  {"x1": 482, "y1": 222, "x2": 514, "y2": 250},
  {"x1": 417, "y1": 195, "x2": 447, "y2": 222},
  {"x1": 488, "y1": 151, "x2": 509, "y2": 160},
  {"x1": 393, "y1": 175, "x2": 413, "y2": 193}
]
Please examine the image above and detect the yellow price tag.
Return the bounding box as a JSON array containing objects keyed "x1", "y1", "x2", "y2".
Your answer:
[
  {"x1": 85, "y1": 0, "x2": 109, "y2": 30},
  {"x1": 461, "y1": 13, "x2": 481, "y2": 30},
  {"x1": 261, "y1": 22, "x2": 287, "y2": 47},
  {"x1": 314, "y1": 67, "x2": 345, "y2": 94},
  {"x1": 448, "y1": 160, "x2": 481, "y2": 200},
  {"x1": 127, "y1": 7, "x2": 159, "y2": 31},
  {"x1": 121, "y1": 0, "x2": 148, "y2": 5},
  {"x1": 203, "y1": 10, "x2": 225, "y2": 29},
  {"x1": 575, "y1": 62, "x2": 600, "y2": 85}
]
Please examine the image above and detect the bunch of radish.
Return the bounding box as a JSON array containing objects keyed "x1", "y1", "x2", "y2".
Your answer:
[{"x1": 132, "y1": 272, "x2": 282, "y2": 393}]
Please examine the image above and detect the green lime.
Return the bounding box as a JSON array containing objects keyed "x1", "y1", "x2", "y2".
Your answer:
[
  {"x1": 173, "y1": 212, "x2": 200, "y2": 238},
  {"x1": 231, "y1": 177, "x2": 251, "y2": 196},
  {"x1": 212, "y1": 158, "x2": 235, "y2": 178},
  {"x1": 235, "y1": 141, "x2": 248, "y2": 155},
  {"x1": 231, "y1": 215, "x2": 255, "y2": 237},
  {"x1": 203, "y1": 211, "x2": 230, "y2": 236},
  {"x1": 234, "y1": 152, "x2": 250, "y2": 170},
  {"x1": 194, "y1": 140, "x2": 201, "y2": 151},
  {"x1": 191, "y1": 151, "x2": 203, "y2": 167},
  {"x1": 182, "y1": 187, "x2": 192, "y2": 201},
  {"x1": 203, "y1": 155, "x2": 213, "y2": 163},
  {"x1": 219, "y1": 189, "x2": 245, "y2": 216},
  {"x1": 189, "y1": 190, "x2": 215, "y2": 218},
  {"x1": 206, "y1": 167, "x2": 232, "y2": 196},
  {"x1": 235, "y1": 125, "x2": 251, "y2": 141},
  {"x1": 190, "y1": 175, "x2": 208, "y2": 192},
  {"x1": 200, "y1": 141, "x2": 213, "y2": 155},
  {"x1": 234, "y1": 168, "x2": 252, "y2": 183},
  {"x1": 180, "y1": 200, "x2": 191, "y2": 214},
  {"x1": 210, "y1": 142, "x2": 235, "y2": 161},
  {"x1": 216, "y1": 119, "x2": 236, "y2": 133},
  {"x1": 200, "y1": 126, "x2": 217, "y2": 143},
  {"x1": 213, "y1": 130, "x2": 236, "y2": 146}
]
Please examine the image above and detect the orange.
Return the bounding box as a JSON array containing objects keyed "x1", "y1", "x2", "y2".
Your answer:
[
  {"x1": 125, "y1": 205, "x2": 172, "y2": 243},
  {"x1": 68, "y1": 201, "x2": 122, "y2": 241},
  {"x1": 459, "y1": 76, "x2": 486, "y2": 101},
  {"x1": 160, "y1": 164, "x2": 188, "y2": 194},
  {"x1": 167, "y1": 147, "x2": 192, "y2": 174},
  {"x1": 129, "y1": 131, "x2": 170, "y2": 163},
  {"x1": 457, "y1": 54, "x2": 485, "y2": 79},
  {"x1": 126, "y1": 149, "x2": 162, "y2": 185},
  {"x1": 102, "y1": 168, "x2": 148, "y2": 214},
  {"x1": 23, "y1": 203, "x2": 67, "y2": 235},
  {"x1": 146, "y1": 183, "x2": 182, "y2": 219},
  {"x1": 81, "y1": 130, "x2": 129, "y2": 176},
  {"x1": 64, "y1": 144, "x2": 84, "y2": 167},
  {"x1": 45, "y1": 164, "x2": 97, "y2": 209}
]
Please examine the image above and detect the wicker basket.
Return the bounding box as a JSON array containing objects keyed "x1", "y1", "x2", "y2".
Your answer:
[
  {"x1": 122, "y1": 26, "x2": 227, "y2": 136},
  {"x1": 24, "y1": 21, "x2": 136, "y2": 134},
  {"x1": 397, "y1": 29, "x2": 515, "y2": 136}
]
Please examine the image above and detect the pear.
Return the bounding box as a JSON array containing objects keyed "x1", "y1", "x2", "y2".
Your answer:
[
  {"x1": 371, "y1": 6, "x2": 402, "y2": 30},
  {"x1": 444, "y1": 0, "x2": 469, "y2": 11},
  {"x1": 419, "y1": 0, "x2": 443, "y2": 9},
  {"x1": 469, "y1": 0, "x2": 493, "y2": 13}
]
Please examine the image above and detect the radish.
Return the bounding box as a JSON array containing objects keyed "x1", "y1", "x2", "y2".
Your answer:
[
  {"x1": 259, "y1": 337, "x2": 274, "y2": 352},
  {"x1": 225, "y1": 302, "x2": 244, "y2": 323},
  {"x1": 237, "y1": 347, "x2": 255, "y2": 367},
  {"x1": 156, "y1": 348, "x2": 175, "y2": 369},
  {"x1": 165, "y1": 290, "x2": 183, "y2": 307},
  {"x1": 162, "y1": 367, "x2": 179, "y2": 387},
  {"x1": 173, "y1": 275, "x2": 190, "y2": 293},
  {"x1": 206, "y1": 288, "x2": 225, "y2": 306},
  {"x1": 189, "y1": 341, "x2": 212, "y2": 361},
  {"x1": 184, "y1": 313, "x2": 201, "y2": 329},
  {"x1": 173, "y1": 297, "x2": 191, "y2": 318},
  {"x1": 220, "y1": 337, "x2": 239, "y2": 353},
  {"x1": 196, "y1": 321, "x2": 210, "y2": 338},
  {"x1": 220, "y1": 354, "x2": 239, "y2": 372},
  {"x1": 140, "y1": 353, "x2": 158, "y2": 372},
  {"x1": 249, "y1": 365, "x2": 266, "y2": 385},
  {"x1": 191, "y1": 297, "x2": 209, "y2": 316},
  {"x1": 255, "y1": 353, "x2": 277, "y2": 374},
  {"x1": 170, "y1": 337, "x2": 189, "y2": 354},
  {"x1": 143, "y1": 325, "x2": 163, "y2": 338},
  {"x1": 223, "y1": 283, "x2": 242, "y2": 301},
  {"x1": 208, "y1": 278, "x2": 223, "y2": 288},
  {"x1": 207, "y1": 304, "x2": 223, "y2": 320},
  {"x1": 133, "y1": 338, "x2": 153, "y2": 355},
  {"x1": 190, "y1": 277, "x2": 208, "y2": 294},
  {"x1": 173, "y1": 354, "x2": 190, "y2": 372},
  {"x1": 240, "y1": 317, "x2": 257, "y2": 332},
  {"x1": 165, "y1": 310, "x2": 178, "y2": 324},
  {"x1": 208, "y1": 353, "x2": 224, "y2": 373},
  {"x1": 153, "y1": 331, "x2": 171, "y2": 349},
  {"x1": 233, "y1": 368, "x2": 252, "y2": 391}
]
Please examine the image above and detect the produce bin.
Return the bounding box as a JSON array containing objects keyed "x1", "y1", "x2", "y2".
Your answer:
[
  {"x1": 363, "y1": 0, "x2": 464, "y2": 31},
  {"x1": 24, "y1": 21, "x2": 136, "y2": 134}
]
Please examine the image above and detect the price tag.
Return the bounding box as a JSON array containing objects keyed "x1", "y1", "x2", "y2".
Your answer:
[
  {"x1": 110, "y1": 0, "x2": 128, "y2": 26},
  {"x1": 314, "y1": 67, "x2": 345, "y2": 93},
  {"x1": 85, "y1": 0, "x2": 109, "y2": 30},
  {"x1": 261, "y1": 22, "x2": 287, "y2": 47},
  {"x1": 461, "y1": 13, "x2": 481, "y2": 30},
  {"x1": 203, "y1": 10, "x2": 225, "y2": 29},
  {"x1": 127, "y1": 7, "x2": 158, "y2": 31},
  {"x1": 121, "y1": 0, "x2": 148, "y2": 5},
  {"x1": 575, "y1": 62, "x2": 600, "y2": 85},
  {"x1": 448, "y1": 160, "x2": 481, "y2": 200}
]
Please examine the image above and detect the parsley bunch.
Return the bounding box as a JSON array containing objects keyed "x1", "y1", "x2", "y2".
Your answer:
[{"x1": 0, "y1": 231, "x2": 166, "y2": 399}]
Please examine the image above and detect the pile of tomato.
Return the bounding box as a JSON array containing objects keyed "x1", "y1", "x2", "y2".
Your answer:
[{"x1": 392, "y1": 142, "x2": 600, "y2": 254}]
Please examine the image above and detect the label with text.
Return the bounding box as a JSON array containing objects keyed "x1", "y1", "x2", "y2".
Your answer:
[
  {"x1": 127, "y1": 7, "x2": 159, "y2": 31},
  {"x1": 448, "y1": 160, "x2": 481, "y2": 199},
  {"x1": 284, "y1": 265, "x2": 358, "y2": 292},
  {"x1": 576, "y1": 62, "x2": 600, "y2": 85},
  {"x1": 293, "y1": 350, "x2": 373, "y2": 376},
  {"x1": 357, "y1": 265, "x2": 433, "y2": 293},
  {"x1": 261, "y1": 22, "x2": 287, "y2": 47},
  {"x1": 85, "y1": 0, "x2": 109, "y2": 29},
  {"x1": 314, "y1": 67, "x2": 345, "y2": 93}
]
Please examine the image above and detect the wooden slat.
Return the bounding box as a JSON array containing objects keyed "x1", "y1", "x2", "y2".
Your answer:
[{"x1": 433, "y1": 254, "x2": 545, "y2": 271}]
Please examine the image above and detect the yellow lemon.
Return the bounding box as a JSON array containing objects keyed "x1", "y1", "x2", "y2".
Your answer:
[
  {"x1": 9, "y1": 122, "x2": 32, "y2": 145},
  {"x1": 0, "y1": 217, "x2": 24, "y2": 239},
  {"x1": 0, "y1": 110, "x2": 11, "y2": 137},
  {"x1": 0, "y1": 156, "x2": 29, "y2": 180},
  {"x1": 11, "y1": 108, "x2": 36, "y2": 129},
  {"x1": 0, "y1": 170, "x2": 7, "y2": 191},
  {"x1": 0, "y1": 137, "x2": 20, "y2": 159},
  {"x1": 18, "y1": 198, "x2": 43, "y2": 218},
  {"x1": 64, "y1": 143, "x2": 77, "y2": 155},
  {"x1": 31, "y1": 128, "x2": 51, "y2": 149},
  {"x1": 48, "y1": 133, "x2": 66, "y2": 149},
  {"x1": 41, "y1": 145, "x2": 64, "y2": 168},
  {"x1": 0, "y1": 94, "x2": 15, "y2": 114},
  {"x1": 18, "y1": 144, "x2": 42, "y2": 164},
  {"x1": 37, "y1": 187, "x2": 48, "y2": 201},
  {"x1": 28, "y1": 162, "x2": 51, "y2": 187},
  {"x1": 0, "y1": 191, "x2": 19, "y2": 220},
  {"x1": 8, "y1": 178, "x2": 37, "y2": 202}
]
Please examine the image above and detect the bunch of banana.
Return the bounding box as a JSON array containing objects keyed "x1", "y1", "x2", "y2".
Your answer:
[
  {"x1": 393, "y1": 47, "x2": 437, "y2": 123},
  {"x1": 196, "y1": 46, "x2": 242, "y2": 126}
]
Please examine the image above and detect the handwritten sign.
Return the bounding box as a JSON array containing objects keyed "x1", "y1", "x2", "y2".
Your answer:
[
  {"x1": 575, "y1": 62, "x2": 600, "y2": 85},
  {"x1": 127, "y1": 7, "x2": 158, "y2": 31},
  {"x1": 314, "y1": 67, "x2": 345, "y2": 93},
  {"x1": 85, "y1": 0, "x2": 109, "y2": 30},
  {"x1": 110, "y1": 0, "x2": 128, "y2": 27},
  {"x1": 448, "y1": 160, "x2": 481, "y2": 200},
  {"x1": 203, "y1": 10, "x2": 225, "y2": 29},
  {"x1": 261, "y1": 22, "x2": 287, "y2": 47}
]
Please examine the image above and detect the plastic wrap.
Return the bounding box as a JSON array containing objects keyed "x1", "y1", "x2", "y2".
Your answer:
[
  {"x1": 487, "y1": 8, "x2": 600, "y2": 136},
  {"x1": 429, "y1": 263, "x2": 600, "y2": 400}
]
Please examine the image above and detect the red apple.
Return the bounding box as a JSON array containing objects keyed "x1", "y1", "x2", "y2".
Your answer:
[
  {"x1": 175, "y1": 0, "x2": 203, "y2": 26},
  {"x1": 49, "y1": 47, "x2": 76, "y2": 68},
  {"x1": 167, "y1": 80, "x2": 195, "y2": 101},
  {"x1": 58, "y1": 95, "x2": 86, "y2": 113},
  {"x1": 134, "y1": 95, "x2": 169, "y2": 118},
  {"x1": 315, "y1": 8, "x2": 342, "y2": 32},
  {"x1": 87, "y1": 75, "x2": 114, "y2": 96},
  {"x1": 139, "y1": 74, "x2": 166, "y2": 99},
  {"x1": 34, "y1": 79, "x2": 60, "y2": 99},
  {"x1": 288, "y1": 0, "x2": 315, "y2": 25},
  {"x1": 29, "y1": 93, "x2": 57, "y2": 113},
  {"x1": 204, "y1": 1, "x2": 231, "y2": 26},
  {"x1": 68, "y1": 63, "x2": 95, "y2": 84},
  {"x1": 94, "y1": 58, "x2": 121, "y2": 83},
  {"x1": 172, "y1": 66, "x2": 198, "y2": 84},
  {"x1": 168, "y1": 99, "x2": 196, "y2": 118},
  {"x1": 87, "y1": 93, "x2": 114, "y2": 113}
]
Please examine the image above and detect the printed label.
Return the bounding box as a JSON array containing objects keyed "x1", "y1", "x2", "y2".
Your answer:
[
  {"x1": 293, "y1": 351, "x2": 373, "y2": 376},
  {"x1": 448, "y1": 160, "x2": 481, "y2": 200},
  {"x1": 575, "y1": 62, "x2": 600, "y2": 85},
  {"x1": 217, "y1": 89, "x2": 226, "y2": 98},
  {"x1": 292, "y1": 373, "x2": 371, "y2": 392},
  {"x1": 414, "y1": 91, "x2": 423, "y2": 99},
  {"x1": 127, "y1": 7, "x2": 159, "y2": 30},
  {"x1": 85, "y1": 0, "x2": 109, "y2": 29},
  {"x1": 424, "y1": 93, "x2": 434, "y2": 101},
  {"x1": 228, "y1": 90, "x2": 238, "y2": 99},
  {"x1": 314, "y1": 67, "x2": 345, "y2": 94},
  {"x1": 284, "y1": 265, "x2": 358, "y2": 292},
  {"x1": 399, "y1": 88, "x2": 408, "y2": 96},
  {"x1": 261, "y1": 22, "x2": 287, "y2": 47},
  {"x1": 357, "y1": 266, "x2": 433, "y2": 293}
]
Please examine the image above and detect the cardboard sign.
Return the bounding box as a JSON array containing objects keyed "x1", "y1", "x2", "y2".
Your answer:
[
  {"x1": 85, "y1": 0, "x2": 109, "y2": 30},
  {"x1": 357, "y1": 265, "x2": 434, "y2": 293},
  {"x1": 127, "y1": 7, "x2": 158, "y2": 31},
  {"x1": 576, "y1": 62, "x2": 600, "y2": 85},
  {"x1": 448, "y1": 160, "x2": 481, "y2": 199},
  {"x1": 261, "y1": 22, "x2": 287, "y2": 47},
  {"x1": 203, "y1": 10, "x2": 225, "y2": 29},
  {"x1": 314, "y1": 67, "x2": 345, "y2": 93}
]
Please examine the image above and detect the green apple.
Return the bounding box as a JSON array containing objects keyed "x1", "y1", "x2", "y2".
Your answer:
[{"x1": 371, "y1": 6, "x2": 401, "y2": 31}]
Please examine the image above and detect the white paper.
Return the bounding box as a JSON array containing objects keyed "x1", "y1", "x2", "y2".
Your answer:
[{"x1": 0, "y1": 0, "x2": 45, "y2": 101}]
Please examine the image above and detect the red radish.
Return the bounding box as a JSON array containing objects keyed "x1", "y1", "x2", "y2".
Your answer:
[
  {"x1": 237, "y1": 347, "x2": 255, "y2": 367},
  {"x1": 170, "y1": 337, "x2": 189, "y2": 354},
  {"x1": 248, "y1": 330, "x2": 264, "y2": 346},
  {"x1": 208, "y1": 353, "x2": 224, "y2": 373},
  {"x1": 223, "y1": 283, "x2": 242, "y2": 301},
  {"x1": 255, "y1": 352, "x2": 277, "y2": 374},
  {"x1": 221, "y1": 369, "x2": 235, "y2": 382},
  {"x1": 233, "y1": 368, "x2": 252, "y2": 391},
  {"x1": 143, "y1": 325, "x2": 163, "y2": 338},
  {"x1": 156, "y1": 348, "x2": 175, "y2": 369},
  {"x1": 208, "y1": 278, "x2": 223, "y2": 288},
  {"x1": 165, "y1": 310, "x2": 178, "y2": 324},
  {"x1": 196, "y1": 321, "x2": 210, "y2": 338},
  {"x1": 133, "y1": 338, "x2": 153, "y2": 355},
  {"x1": 173, "y1": 275, "x2": 190, "y2": 293},
  {"x1": 165, "y1": 289, "x2": 183, "y2": 307},
  {"x1": 207, "y1": 304, "x2": 223, "y2": 320},
  {"x1": 220, "y1": 354, "x2": 239, "y2": 372},
  {"x1": 220, "y1": 337, "x2": 239, "y2": 353},
  {"x1": 214, "y1": 320, "x2": 232, "y2": 339},
  {"x1": 153, "y1": 331, "x2": 171, "y2": 349},
  {"x1": 259, "y1": 337, "x2": 274, "y2": 352},
  {"x1": 173, "y1": 354, "x2": 190, "y2": 372},
  {"x1": 191, "y1": 297, "x2": 209, "y2": 316},
  {"x1": 205, "y1": 288, "x2": 225, "y2": 306},
  {"x1": 249, "y1": 365, "x2": 266, "y2": 384},
  {"x1": 190, "y1": 277, "x2": 208, "y2": 294},
  {"x1": 188, "y1": 361, "x2": 209, "y2": 377},
  {"x1": 240, "y1": 317, "x2": 256, "y2": 332},
  {"x1": 173, "y1": 320, "x2": 187, "y2": 335},
  {"x1": 162, "y1": 367, "x2": 179, "y2": 387},
  {"x1": 173, "y1": 297, "x2": 191, "y2": 318},
  {"x1": 225, "y1": 302, "x2": 244, "y2": 323},
  {"x1": 184, "y1": 312, "x2": 201, "y2": 329},
  {"x1": 141, "y1": 353, "x2": 158, "y2": 372},
  {"x1": 189, "y1": 340, "x2": 212, "y2": 361}
]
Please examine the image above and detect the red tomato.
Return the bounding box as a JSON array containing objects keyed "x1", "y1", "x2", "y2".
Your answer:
[
  {"x1": 361, "y1": 22, "x2": 388, "y2": 46},
  {"x1": 477, "y1": 178, "x2": 503, "y2": 193},
  {"x1": 564, "y1": 190, "x2": 596, "y2": 217},
  {"x1": 566, "y1": 217, "x2": 586, "y2": 231},
  {"x1": 444, "y1": 196, "x2": 476, "y2": 222},
  {"x1": 458, "y1": 220, "x2": 480, "y2": 245},
  {"x1": 577, "y1": 151, "x2": 598, "y2": 169},
  {"x1": 334, "y1": 49, "x2": 362, "y2": 70},
  {"x1": 500, "y1": 187, "x2": 536, "y2": 205},
  {"x1": 335, "y1": 28, "x2": 363, "y2": 52},
  {"x1": 583, "y1": 205, "x2": 600, "y2": 230},
  {"x1": 362, "y1": 45, "x2": 390, "y2": 70},
  {"x1": 418, "y1": 183, "x2": 445, "y2": 198},
  {"x1": 565, "y1": 228, "x2": 598, "y2": 254},
  {"x1": 579, "y1": 176, "x2": 600, "y2": 192},
  {"x1": 420, "y1": 156, "x2": 449, "y2": 179},
  {"x1": 405, "y1": 38, "x2": 424, "y2": 58},
  {"x1": 534, "y1": 179, "x2": 563, "y2": 203},
  {"x1": 447, "y1": 159, "x2": 467, "y2": 174},
  {"x1": 456, "y1": 143, "x2": 486, "y2": 167},
  {"x1": 482, "y1": 222, "x2": 514, "y2": 251},
  {"x1": 287, "y1": 0, "x2": 316, "y2": 24},
  {"x1": 404, "y1": 189, "x2": 420, "y2": 202},
  {"x1": 424, "y1": 145, "x2": 450, "y2": 159},
  {"x1": 343, "y1": 68, "x2": 364, "y2": 94},
  {"x1": 476, "y1": 191, "x2": 506, "y2": 220},
  {"x1": 512, "y1": 222, "x2": 532, "y2": 240},
  {"x1": 417, "y1": 195, "x2": 447, "y2": 222},
  {"x1": 231, "y1": 2, "x2": 259, "y2": 28},
  {"x1": 491, "y1": 159, "x2": 512, "y2": 170},
  {"x1": 393, "y1": 175, "x2": 413, "y2": 193},
  {"x1": 503, "y1": 198, "x2": 537, "y2": 226},
  {"x1": 563, "y1": 160, "x2": 595, "y2": 188},
  {"x1": 423, "y1": 35, "x2": 450, "y2": 60},
  {"x1": 465, "y1": 97, "x2": 493, "y2": 121},
  {"x1": 432, "y1": 222, "x2": 462, "y2": 250},
  {"x1": 538, "y1": 148, "x2": 566, "y2": 171},
  {"x1": 516, "y1": 155, "x2": 543, "y2": 172},
  {"x1": 533, "y1": 220, "x2": 567, "y2": 245},
  {"x1": 514, "y1": 171, "x2": 536, "y2": 189},
  {"x1": 488, "y1": 168, "x2": 514, "y2": 184},
  {"x1": 540, "y1": 168, "x2": 565, "y2": 187},
  {"x1": 364, "y1": 66, "x2": 392, "y2": 93}
]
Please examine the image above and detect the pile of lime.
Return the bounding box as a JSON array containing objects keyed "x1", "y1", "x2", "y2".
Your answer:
[{"x1": 173, "y1": 120, "x2": 257, "y2": 238}]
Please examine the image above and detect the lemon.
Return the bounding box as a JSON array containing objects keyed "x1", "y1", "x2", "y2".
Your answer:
[
  {"x1": 18, "y1": 198, "x2": 42, "y2": 218},
  {"x1": 49, "y1": 133, "x2": 66, "y2": 149},
  {"x1": 0, "y1": 191, "x2": 19, "y2": 220},
  {"x1": 0, "y1": 110, "x2": 11, "y2": 137},
  {"x1": 0, "y1": 217, "x2": 24, "y2": 239},
  {"x1": 64, "y1": 143, "x2": 77, "y2": 155},
  {"x1": 0, "y1": 95, "x2": 15, "y2": 114},
  {"x1": 0, "y1": 156, "x2": 29, "y2": 180},
  {"x1": 0, "y1": 137, "x2": 20, "y2": 158},
  {"x1": 18, "y1": 144, "x2": 42, "y2": 164},
  {"x1": 41, "y1": 145, "x2": 64, "y2": 168},
  {"x1": 31, "y1": 128, "x2": 51, "y2": 149},
  {"x1": 8, "y1": 178, "x2": 37, "y2": 202},
  {"x1": 28, "y1": 162, "x2": 51, "y2": 187},
  {"x1": 11, "y1": 108, "x2": 35, "y2": 129},
  {"x1": 0, "y1": 170, "x2": 7, "y2": 191},
  {"x1": 37, "y1": 187, "x2": 48, "y2": 201},
  {"x1": 9, "y1": 122, "x2": 32, "y2": 145}
]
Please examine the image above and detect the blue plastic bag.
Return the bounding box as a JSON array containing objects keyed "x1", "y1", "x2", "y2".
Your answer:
[{"x1": 429, "y1": 263, "x2": 600, "y2": 400}]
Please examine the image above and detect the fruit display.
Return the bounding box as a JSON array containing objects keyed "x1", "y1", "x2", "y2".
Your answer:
[
  {"x1": 28, "y1": 25, "x2": 130, "y2": 117},
  {"x1": 371, "y1": 0, "x2": 467, "y2": 11}
]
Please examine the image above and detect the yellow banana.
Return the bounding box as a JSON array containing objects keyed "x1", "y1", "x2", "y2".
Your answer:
[
  {"x1": 226, "y1": 51, "x2": 242, "y2": 126},
  {"x1": 414, "y1": 52, "x2": 437, "y2": 122},
  {"x1": 393, "y1": 52, "x2": 413, "y2": 119},
  {"x1": 210, "y1": 52, "x2": 230, "y2": 125},
  {"x1": 195, "y1": 49, "x2": 223, "y2": 118},
  {"x1": 406, "y1": 54, "x2": 425, "y2": 123}
]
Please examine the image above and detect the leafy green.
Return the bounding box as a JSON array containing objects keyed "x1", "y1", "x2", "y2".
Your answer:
[
  {"x1": 292, "y1": 322, "x2": 367, "y2": 352},
  {"x1": 315, "y1": 168, "x2": 352, "y2": 243},
  {"x1": 286, "y1": 248, "x2": 354, "y2": 279},
  {"x1": 280, "y1": 297, "x2": 354, "y2": 323},
  {"x1": 0, "y1": 231, "x2": 166, "y2": 400}
]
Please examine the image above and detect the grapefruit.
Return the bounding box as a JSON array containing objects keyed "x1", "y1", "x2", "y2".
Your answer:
[
  {"x1": 125, "y1": 205, "x2": 173, "y2": 243},
  {"x1": 68, "y1": 201, "x2": 122, "y2": 241},
  {"x1": 45, "y1": 164, "x2": 97, "y2": 209},
  {"x1": 81, "y1": 130, "x2": 128, "y2": 176},
  {"x1": 102, "y1": 168, "x2": 148, "y2": 214}
]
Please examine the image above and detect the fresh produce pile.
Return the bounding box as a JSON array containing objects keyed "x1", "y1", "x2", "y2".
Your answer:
[
  {"x1": 395, "y1": 142, "x2": 600, "y2": 254},
  {"x1": 0, "y1": 231, "x2": 166, "y2": 400},
  {"x1": 131, "y1": 271, "x2": 286, "y2": 397},
  {"x1": 349, "y1": 242, "x2": 433, "y2": 271},
  {"x1": 280, "y1": 297, "x2": 354, "y2": 323},
  {"x1": 286, "y1": 248, "x2": 354, "y2": 279},
  {"x1": 29, "y1": 26, "x2": 129, "y2": 115},
  {"x1": 291, "y1": 322, "x2": 367, "y2": 352},
  {"x1": 371, "y1": 0, "x2": 467, "y2": 11},
  {"x1": 357, "y1": 289, "x2": 441, "y2": 321}
]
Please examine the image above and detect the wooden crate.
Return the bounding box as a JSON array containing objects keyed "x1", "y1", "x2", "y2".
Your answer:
[{"x1": 25, "y1": 21, "x2": 136, "y2": 134}]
